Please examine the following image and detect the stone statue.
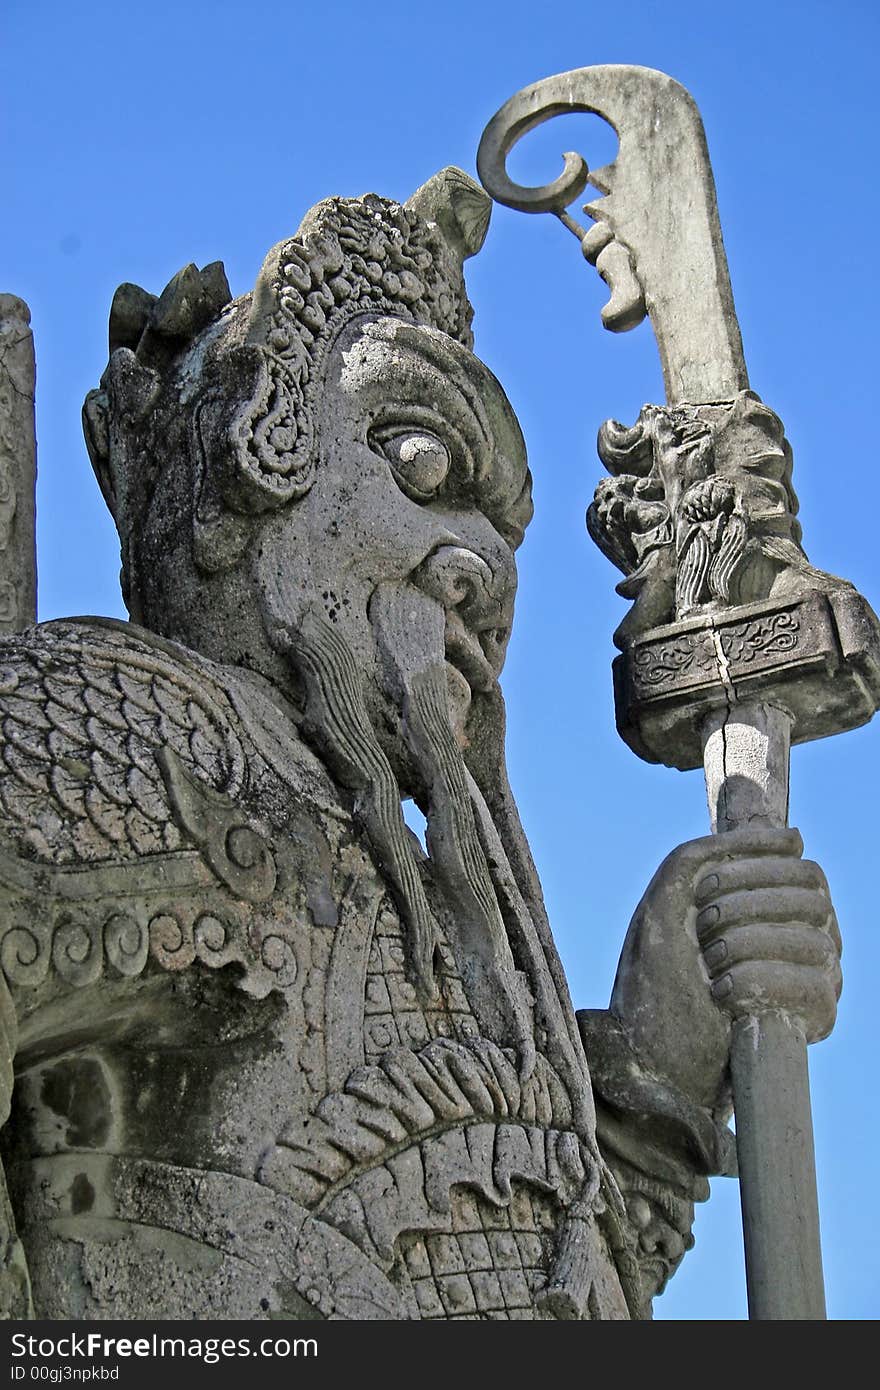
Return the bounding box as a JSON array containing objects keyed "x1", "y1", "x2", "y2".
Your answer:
[{"x1": 0, "y1": 149, "x2": 842, "y2": 1319}]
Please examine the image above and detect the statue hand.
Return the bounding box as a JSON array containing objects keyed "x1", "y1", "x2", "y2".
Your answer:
[
  {"x1": 694, "y1": 828, "x2": 841, "y2": 1038},
  {"x1": 609, "y1": 827, "x2": 841, "y2": 1112}
]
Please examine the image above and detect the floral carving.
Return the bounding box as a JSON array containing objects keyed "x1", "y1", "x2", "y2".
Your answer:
[
  {"x1": 631, "y1": 609, "x2": 803, "y2": 695},
  {"x1": 722, "y1": 611, "x2": 800, "y2": 665},
  {"x1": 632, "y1": 634, "x2": 716, "y2": 688}
]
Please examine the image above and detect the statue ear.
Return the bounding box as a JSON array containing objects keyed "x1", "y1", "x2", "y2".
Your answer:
[
  {"x1": 194, "y1": 345, "x2": 316, "y2": 521},
  {"x1": 81, "y1": 350, "x2": 161, "y2": 621},
  {"x1": 405, "y1": 167, "x2": 492, "y2": 263},
  {"x1": 190, "y1": 466, "x2": 252, "y2": 576},
  {"x1": 190, "y1": 344, "x2": 317, "y2": 573}
]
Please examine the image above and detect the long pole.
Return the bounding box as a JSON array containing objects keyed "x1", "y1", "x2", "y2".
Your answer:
[{"x1": 703, "y1": 700, "x2": 826, "y2": 1319}]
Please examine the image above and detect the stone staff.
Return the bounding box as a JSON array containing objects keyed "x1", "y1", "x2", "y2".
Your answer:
[{"x1": 477, "y1": 65, "x2": 880, "y2": 1319}]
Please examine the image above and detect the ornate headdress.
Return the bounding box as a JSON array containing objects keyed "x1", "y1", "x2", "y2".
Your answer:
[{"x1": 83, "y1": 169, "x2": 492, "y2": 549}]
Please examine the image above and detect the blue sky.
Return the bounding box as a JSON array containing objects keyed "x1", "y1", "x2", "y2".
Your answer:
[{"x1": 2, "y1": 0, "x2": 878, "y2": 1319}]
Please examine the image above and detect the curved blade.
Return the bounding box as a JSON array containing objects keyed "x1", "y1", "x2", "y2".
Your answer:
[{"x1": 477, "y1": 65, "x2": 749, "y2": 404}]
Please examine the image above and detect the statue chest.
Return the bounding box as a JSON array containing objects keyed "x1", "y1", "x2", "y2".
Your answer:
[{"x1": 2, "y1": 856, "x2": 627, "y2": 1320}]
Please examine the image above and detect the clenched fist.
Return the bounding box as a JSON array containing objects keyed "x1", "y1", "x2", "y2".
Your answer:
[
  {"x1": 694, "y1": 834, "x2": 840, "y2": 1039},
  {"x1": 608, "y1": 827, "x2": 840, "y2": 1112}
]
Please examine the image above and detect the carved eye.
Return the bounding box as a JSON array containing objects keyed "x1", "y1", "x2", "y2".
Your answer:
[{"x1": 371, "y1": 428, "x2": 451, "y2": 501}]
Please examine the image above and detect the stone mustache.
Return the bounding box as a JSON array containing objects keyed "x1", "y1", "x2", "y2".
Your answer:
[{"x1": 0, "y1": 152, "x2": 841, "y2": 1318}]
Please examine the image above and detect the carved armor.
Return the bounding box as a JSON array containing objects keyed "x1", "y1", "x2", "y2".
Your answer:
[{"x1": 0, "y1": 619, "x2": 639, "y2": 1319}]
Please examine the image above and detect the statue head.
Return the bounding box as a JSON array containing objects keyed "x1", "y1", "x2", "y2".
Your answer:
[
  {"x1": 84, "y1": 168, "x2": 530, "y2": 748},
  {"x1": 83, "y1": 169, "x2": 537, "y2": 1006}
]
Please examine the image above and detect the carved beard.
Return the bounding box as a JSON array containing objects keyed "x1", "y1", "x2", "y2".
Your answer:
[
  {"x1": 369, "y1": 582, "x2": 619, "y2": 1176},
  {"x1": 284, "y1": 585, "x2": 637, "y2": 1309},
  {"x1": 283, "y1": 586, "x2": 535, "y2": 1070},
  {"x1": 371, "y1": 580, "x2": 535, "y2": 1074}
]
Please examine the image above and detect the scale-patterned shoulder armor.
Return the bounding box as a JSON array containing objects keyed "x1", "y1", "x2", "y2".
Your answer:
[
  {"x1": 0, "y1": 620, "x2": 327, "y2": 1000},
  {"x1": 0, "y1": 618, "x2": 246, "y2": 866}
]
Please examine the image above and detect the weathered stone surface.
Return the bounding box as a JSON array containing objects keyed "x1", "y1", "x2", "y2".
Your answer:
[{"x1": 703, "y1": 701, "x2": 791, "y2": 835}]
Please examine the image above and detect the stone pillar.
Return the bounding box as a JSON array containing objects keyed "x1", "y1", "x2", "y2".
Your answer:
[
  {"x1": 0, "y1": 295, "x2": 37, "y2": 633},
  {"x1": 0, "y1": 294, "x2": 36, "y2": 1315}
]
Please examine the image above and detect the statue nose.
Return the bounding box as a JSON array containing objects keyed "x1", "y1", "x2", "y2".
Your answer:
[{"x1": 415, "y1": 546, "x2": 503, "y2": 626}]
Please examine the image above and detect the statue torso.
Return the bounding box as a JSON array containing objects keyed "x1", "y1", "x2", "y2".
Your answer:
[{"x1": 0, "y1": 619, "x2": 632, "y2": 1320}]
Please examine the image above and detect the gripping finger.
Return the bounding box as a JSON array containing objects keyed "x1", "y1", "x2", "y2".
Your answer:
[
  {"x1": 695, "y1": 856, "x2": 827, "y2": 906},
  {"x1": 709, "y1": 960, "x2": 840, "y2": 1041},
  {"x1": 702, "y1": 825, "x2": 804, "y2": 861},
  {"x1": 701, "y1": 923, "x2": 840, "y2": 978},
  {"x1": 696, "y1": 887, "x2": 833, "y2": 942}
]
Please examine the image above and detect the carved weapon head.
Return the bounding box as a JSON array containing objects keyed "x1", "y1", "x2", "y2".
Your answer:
[
  {"x1": 479, "y1": 67, "x2": 880, "y2": 771},
  {"x1": 477, "y1": 65, "x2": 748, "y2": 404}
]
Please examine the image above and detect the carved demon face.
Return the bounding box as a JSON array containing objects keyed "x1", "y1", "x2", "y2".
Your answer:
[
  {"x1": 85, "y1": 175, "x2": 532, "y2": 815},
  {"x1": 252, "y1": 315, "x2": 531, "y2": 777},
  {"x1": 90, "y1": 310, "x2": 530, "y2": 799}
]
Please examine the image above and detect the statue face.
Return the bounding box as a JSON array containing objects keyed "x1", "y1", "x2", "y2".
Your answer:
[{"x1": 255, "y1": 315, "x2": 531, "y2": 785}]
